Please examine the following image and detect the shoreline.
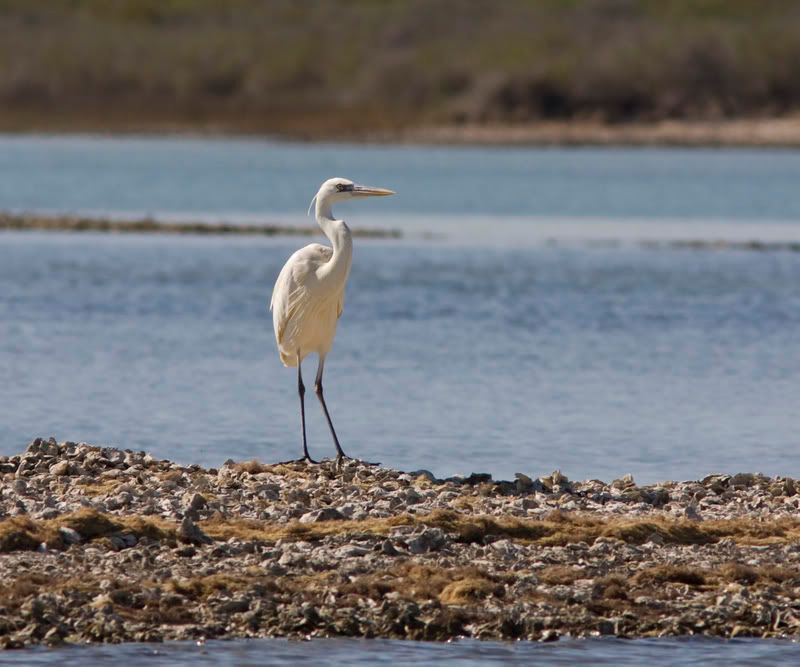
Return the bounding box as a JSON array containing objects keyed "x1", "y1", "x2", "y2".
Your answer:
[
  {"x1": 3, "y1": 212, "x2": 800, "y2": 253},
  {"x1": 0, "y1": 213, "x2": 400, "y2": 239},
  {"x1": 3, "y1": 118, "x2": 800, "y2": 148},
  {"x1": 1, "y1": 438, "x2": 799, "y2": 648}
]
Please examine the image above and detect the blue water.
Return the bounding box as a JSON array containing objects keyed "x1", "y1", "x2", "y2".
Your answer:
[
  {"x1": 1, "y1": 136, "x2": 800, "y2": 484},
  {"x1": 2, "y1": 135, "x2": 800, "y2": 222},
  {"x1": 1, "y1": 638, "x2": 797, "y2": 666},
  {"x1": 2, "y1": 135, "x2": 800, "y2": 662}
]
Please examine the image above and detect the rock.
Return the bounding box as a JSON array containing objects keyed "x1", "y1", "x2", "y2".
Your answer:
[
  {"x1": 407, "y1": 527, "x2": 446, "y2": 554},
  {"x1": 731, "y1": 473, "x2": 756, "y2": 488},
  {"x1": 611, "y1": 473, "x2": 635, "y2": 490},
  {"x1": 409, "y1": 470, "x2": 438, "y2": 483},
  {"x1": 218, "y1": 598, "x2": 250, "y2": 614},
  {"x1": 644, "y1": 532, "x2": 664, "y2": 546},
  {"x1": 462, "y1": 473, "x2": 492, "y2": 486},
  {"x1": 381, "y1": 540, "x2": 400, "y2": 556},
  {"x1": 643, "y1": 487, "x2": 670, "y2": 507},
  {"x1": 58, "y1": 526, "x2": 82, "y2": 545},
  {"x1": 49, "y1": 461, "x2": 71, "y2": 477},
  {"x1": 185, "y1": 493, "x2": 208, "y2": 512},
  {"x1": 106, "y1": 492, "x2": 132, "y2": 510},
  {"x1": 515, "y1": 472, "x2": 541, "y2": 493},
  {"x1": 299, "y1": 508, "x2": 345, "y2": 523},
  {"x1": 685, "y1": 500, "x2": 702, "y2": 521},
  {"x1": 178, "y1": 516, "x2": 213, "y2": 545},
  {"x1": 335, "y1": 545, "x2": 370, "y2": 558},
  {"x1": 2, "y1": 439, "x2": 800, "y2": 646}
]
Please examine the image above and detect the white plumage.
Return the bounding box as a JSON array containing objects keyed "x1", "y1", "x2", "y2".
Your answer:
[
  {"x1": 270, "y1": 177, "x2": 394, "y2": 463},
  {"x1": 271, "y1": 243, "x2": 346, "y2": 367}
]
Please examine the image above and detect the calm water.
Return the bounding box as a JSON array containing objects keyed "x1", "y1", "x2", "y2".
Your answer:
[
  {"x1": 1, "y1": 638, "x2": 798, "y2": 666},
  {"x1": 1, "y1": 136, "x2": 800, "y2": 484},
  {"x1": 1, "y1": 136, "x2": 800, "y2": 662},
  {"x1": 2, "y1": 134, "x2": 800, "y2": 223}
]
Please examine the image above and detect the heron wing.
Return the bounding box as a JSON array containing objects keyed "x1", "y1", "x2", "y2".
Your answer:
[{"x1": 270, "y1": 243, "x2": 337, "y2": 349}]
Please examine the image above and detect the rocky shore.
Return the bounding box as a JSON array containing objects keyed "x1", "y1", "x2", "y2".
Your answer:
[{"x1": 1, "y1": 438, "x2": 800, "y2": 649}]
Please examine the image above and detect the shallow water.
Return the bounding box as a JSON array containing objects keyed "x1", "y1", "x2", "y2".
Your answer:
[
  {"x1": 1, "y1": 136, "x2": 800, "y2": 662},
  {"x1": 3, "y1": 638, "x2": 798, "y2": 666},
  {"x1": 2, "y1": 229, "x2": 799, "y2": 483},
  {"x1": 1, "y1": 137, "x2": 800, "y2": 484},
  {"x1": 2, "y1": 134, "x2": 800, "y2": 224}
]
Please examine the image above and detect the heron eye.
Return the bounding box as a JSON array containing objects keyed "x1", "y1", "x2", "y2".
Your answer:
[{"x1": 336, "y1": 183, "x2": 348, "y2": 192}]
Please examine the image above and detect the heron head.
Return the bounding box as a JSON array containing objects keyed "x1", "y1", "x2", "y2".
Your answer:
[{"x1": 309, "y1": 177, "x2": 395, "y2": 215}]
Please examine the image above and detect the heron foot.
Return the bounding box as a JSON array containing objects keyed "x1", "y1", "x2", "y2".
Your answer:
[
  {"x1": 277, "y1": 455, "x2": 319, "y2": 465},
  {"x1": 333, "y1": 454, "x2": 381, "y2": 468}
]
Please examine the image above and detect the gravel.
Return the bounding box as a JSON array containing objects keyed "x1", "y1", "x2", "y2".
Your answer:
[{"x1": 1, "y1": 436, "x2": 799, "y2": 648}]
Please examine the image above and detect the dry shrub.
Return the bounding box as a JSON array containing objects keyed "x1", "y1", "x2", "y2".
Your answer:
[
  {"x1": 718, "y1": 562, "x2": 759, "y2": 585},
  {"x1": 592, "y1": 575, "x2": 629, "y2": 600},
  {"x1": 342, "y1": 563, "x2": 500, "y2": 605},
  {"x1": 229, "y1": 460, "x2": 273, "y2": 475},
  {"x1": 757, "y1": 565, "x2": 798, "y2": 583},
  {"x1": 0, "y1": 517, "x2": 46, "y2": 552},
  {"x1": 538, "y1": 565, "x2": 586, "y2": 586},
  {"x1": 439, "y1": 578, "x2": 499, "y2": 605},
  {"x1": 77, "y1": 478, "x2": 123, "y2": 496},
  {"x1": 59, "y1": 509, "x2": 121, "y2": 538},
  {"x1": 634, "y1": 565, "x2": 706, "y2": 587}
]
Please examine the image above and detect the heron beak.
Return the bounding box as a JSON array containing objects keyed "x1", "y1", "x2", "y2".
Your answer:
[{"x1": 351, "y1": 184, "x2": 395, "y2": 197}]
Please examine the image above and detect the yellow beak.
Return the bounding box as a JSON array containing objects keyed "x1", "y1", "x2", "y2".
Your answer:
[{"x1": 352, "y1": 185, "x2": 395, "y2": 197}]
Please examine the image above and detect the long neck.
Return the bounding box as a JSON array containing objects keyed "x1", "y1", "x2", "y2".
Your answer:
[{"x1": 316, "y1": 199, "x2": 353, "y2": 282}]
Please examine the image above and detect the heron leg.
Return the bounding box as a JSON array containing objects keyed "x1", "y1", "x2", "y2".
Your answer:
[
  {"x1": 314, "y1": 357, "x2": 348, "y2": 461},
  {"x1": 297, "y1": 355, "x2": 317, "y2": 464}
]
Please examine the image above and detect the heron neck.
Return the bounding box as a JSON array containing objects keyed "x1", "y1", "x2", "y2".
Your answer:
[{"x1": 316, "y1": 207, "x2": 352, "y2": 280}]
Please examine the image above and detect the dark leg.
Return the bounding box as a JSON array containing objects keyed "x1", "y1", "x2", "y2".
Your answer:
[
  {"x1": 314, "y1": 357, "x2": 348, "y2": 461},
  {"x1": 297, "y1": 356, "x2": 317, "y2": 463}
]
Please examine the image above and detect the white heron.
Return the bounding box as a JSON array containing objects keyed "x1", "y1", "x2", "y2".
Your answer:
[{"x1": 270, "y1": 177, "x2": 395, "y2": 463}]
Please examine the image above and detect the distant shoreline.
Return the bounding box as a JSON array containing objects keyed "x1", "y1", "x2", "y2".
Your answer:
[
  {"x1": 4, "y1": 212, "x2": 800, "y2": 253},
  {"x1": 0, "y1": 212, "x2": 401, "y2": 239},
  {"x1": 3, "y1": 116, "x2": 800, "y2": 148},
  {"x1": 397, "y1": 118, "x2": 800, "y2": 148}
]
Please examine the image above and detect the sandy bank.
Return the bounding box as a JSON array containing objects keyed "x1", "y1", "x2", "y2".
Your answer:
[
  {"x1": 5, "y1": 117, "x2": 800, "y2": 148},
  {"x1": 1, "y1": 438, "x2": 799, "y2": 648},
  {"x1": 392, "y1": 118, "x2": 800, "y2": 148}
]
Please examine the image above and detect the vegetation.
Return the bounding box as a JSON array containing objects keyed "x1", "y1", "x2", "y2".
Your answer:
[
  {"x1": 1, "y1": 0, "x2": 799, "y2": 136},
  {"x1": 4, "y1": 507, "x2": 800, "y2": 554}
]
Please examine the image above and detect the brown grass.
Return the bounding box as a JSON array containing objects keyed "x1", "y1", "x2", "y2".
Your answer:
[
  {"x1": 592, "y1": 575, "x2": 630, "y2": 601},
  {"x1": 340, "y1": 563, "x2": 503, "y2": 605},
  {"x1": 3, "y1": 507, "x2": 800, "y2": 554},
  {"x1": 0, "y1": 517, "x2": 46, "y2": 552},
  {"x1": 538, "y1": 565, "x2": 588, "y2": 586},
  {"x1": 634, "y1": 565, "x2": 707, "y2": 587},
  {"x1": 0, "y1": 509, "x2": 174, "y2": 552},
  {"x1": 439, "y1": 577, "x2": 500, "y2": 604},
  {"x1": 76, "y1": 478, "x2": 124, "y2": 497},
  {"x1": 167, "y1": 569, "x2": 276, "y2": 601}
]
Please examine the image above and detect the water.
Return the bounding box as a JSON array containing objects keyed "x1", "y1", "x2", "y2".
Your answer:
[
  {"x1": 1, "y1": 637, "x2": 798, "y2": 666},
  {"x1": 2, "y1": 135, "x2": 800, "y2": 662},
  {"x1": 3, "y1": 135, "x2": 800, "y2": 224},
  {"x1": 1, "y1": 136, "x2": 800, "y2": 483}
]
